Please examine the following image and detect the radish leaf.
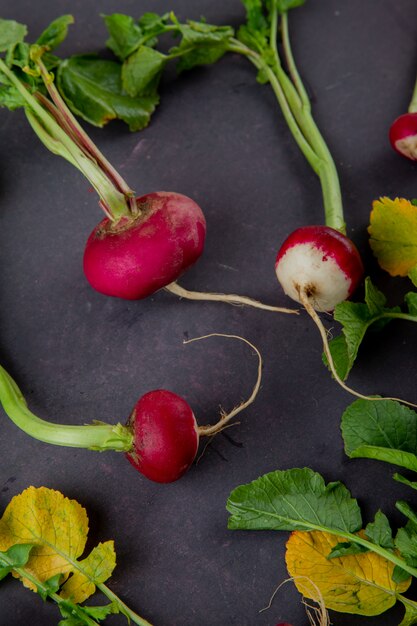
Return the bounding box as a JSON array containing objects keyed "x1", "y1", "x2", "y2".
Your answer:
[
  {"x1": 36, "y1": 14, "x2": 74, "y2": 51},
  {"x1": 325, "y1": 277, "x2": 403, "y2": 380},
  {"x1": 57, "y1": 55, "x2": 159, "y2": 130},
  {"x1": 103, "y1": 14, "x2": 144, "y2": 60},
  {"x1": 342, "y1": 398, "x2": 417, "y2": 471},
  {"x1": 121, "y1": 46, "x2": 166, "y2": 97},
  {"x1": 0, "y1": 18, "x2": 27, "y2": 52},
  {"x1": 227, "y1": 467, "x2": 362, "y2": 532}
]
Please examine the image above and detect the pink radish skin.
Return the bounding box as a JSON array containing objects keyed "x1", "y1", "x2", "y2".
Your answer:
[
  {"x1": 126, "y1": 389, "x2": 199, "y2": 484},
  {"x1": 275, "y1": 225, "x2": 364, "y2": 311},
  {"x1": 389, "y1": 113, "x2": 417, "y2": 161},
  {"x1": 84, "y1": 191, "x2": 206, "y2": 300}
]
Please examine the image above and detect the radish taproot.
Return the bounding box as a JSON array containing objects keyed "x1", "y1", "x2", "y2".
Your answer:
[
  {"x1": 0, "y1": 24, "x2": 296, "y2": 315},
  {"x1": 0, "y1": 334, "x2": 262, "y2": 484}
]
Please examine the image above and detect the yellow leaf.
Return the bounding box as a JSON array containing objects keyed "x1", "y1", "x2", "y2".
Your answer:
[
  {"x1": 369, "y1": 196, "x2": 417, "y2": 276},
  {"x1": 285, "y1": 530, "x2": 411, "y2": 616},
  {"x1": 60, "y1": 540, "x2": 116, "y2": 604},
  {"x1": 0, "y1": 486, "x2": 88, "y2": 592}
]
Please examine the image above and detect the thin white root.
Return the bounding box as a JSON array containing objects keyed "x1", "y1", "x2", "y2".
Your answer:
[
  {"x1": 259, "y1": 576, "x2": 330, "y2": 626},
  {"x1": 166, "y1": 281, "x2": 298, "y2": 314},
  {"x1": 300, "y1": 292, "x2": 417, "y2": 410},
  {"x1": 183, "y1": 333, "x2": 262, "y2": 436}
]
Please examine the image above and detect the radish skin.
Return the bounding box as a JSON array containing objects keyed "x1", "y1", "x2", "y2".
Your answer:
[
  {"x1": 126, "y1": 390, "x2": 199, "y2": 483},
  {"x1": 275, "y1": 226, "x2": 364, "y2": 311},
  {"x1": 83, "y1": 192, "x2": 206, "y2": 300}
]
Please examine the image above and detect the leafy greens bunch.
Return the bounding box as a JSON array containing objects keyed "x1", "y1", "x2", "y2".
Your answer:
[
  {"x1": 0, "y1": 486, "x2": 152, "y2": 625},
  {"x1": 227, "y1": 466, "x2": 417, "y2": 624}
]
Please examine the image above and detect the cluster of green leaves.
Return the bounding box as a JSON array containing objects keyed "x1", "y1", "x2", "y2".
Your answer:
[
  {"x1": 324, "y1": 277, "x2": 417, "y2": 380},
  {"x1": 227, "y1": 467, "x2": 417, "y2": 623},
  {"x1": 0, "y1": 15, "x2": 73, "y2": 110},
  {"x1": 57, "y1": 11, "x2": 235, "y2": 131},
  {"x1": 0, "y1": 486, "x2": 150, "y2": 626}
]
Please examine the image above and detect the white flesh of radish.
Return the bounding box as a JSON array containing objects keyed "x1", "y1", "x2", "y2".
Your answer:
[{"x1": 276, "y1": 243, "x2": 351, "y2": 311}]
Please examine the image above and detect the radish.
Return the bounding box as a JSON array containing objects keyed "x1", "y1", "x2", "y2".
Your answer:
[
  {"x1": 0, "y1": 334, "x2": 262, "y2": 484},
  {"x1": 227, "y1": 9, "x2": 364, "y2": 311},
  {"x1": 389, "y1": 74, "x2": 417, "y2": 160},
  {"x1": 275, "y1": 225, "x2": 363, "y2": 312},
  {"x1": 0, "y1": 44, "x2": 296, "y2": 315}
]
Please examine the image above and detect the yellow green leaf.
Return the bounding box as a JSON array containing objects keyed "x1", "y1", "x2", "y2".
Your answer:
[
  {"x1": 369, "y1": 197, "x2": 417, "y2": 276},
  {"x1": 0, "y1": 486, "x2": 88, "y2": 590},
  {"x1": 285, "y1": 530, "x2": 411, "y2": 616},
  {"x1": 60, "y1": 540, "x2": 116, "y2": 603}
]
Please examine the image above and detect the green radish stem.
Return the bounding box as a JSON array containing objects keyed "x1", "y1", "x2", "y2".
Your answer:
[
  {"x1": 0, "y1": 56, "x2": 133, "y2": 222},
  {"x1": 227, "y1": 7, "x2": 346, "y2": 234},
  {"x1": 0, "y1": 364, "x2": 133, "y2": 451}
]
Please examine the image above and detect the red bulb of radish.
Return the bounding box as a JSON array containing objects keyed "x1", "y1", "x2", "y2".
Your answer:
[
  {"x1": 125, "y1": 389, "x2": 199, "y2": 483},
  {"x1": 389, "y1": 113, "x2": 417, "y2": 161},
  {"x1": 275, "y1": 225, "x2": 364, "y2": 311},
  {"x1": 83, "y1": 191, "x2": 206, "y2": 300}
]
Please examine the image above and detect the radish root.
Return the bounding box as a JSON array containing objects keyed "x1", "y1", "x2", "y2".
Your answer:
[
  {"x1": 299, "y1": 290, "x2": 417, "y2": 409},
  {"x1": 259, "y1": 576, "x2": 330, "y2": 626},
  {"x1": 183, "y1": 333, "x2": 262, "y2": 436},
  {"x1": 166, "y1": 281, "x2": 298, "y2": 314}
]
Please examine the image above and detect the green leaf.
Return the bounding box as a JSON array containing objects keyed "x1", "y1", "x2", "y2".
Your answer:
[
  {"x1": 396, "y1": 522, "x2": 417, "y2": 567},
  {"x1": 227, "y1": 467, "x2": 362, "y2": 533},
  {"x1": 276, "y1": 0, "x2": 306, "y2": 13},
  {"x1": 38, "y1": 573, "x2": 62, "y2": 601},
  {"x1": 408, "y1": 265, "x2": 417, "y2": 288},
  {"x1": 365, "y1": 510, "x2": 395, "y2": 550},
  {"x1": 342, "y1": 398, "x2": 417, "y2": 472},
  {"x1": 0, "y1": 75, "x2": 25, "y2": 109},
  {"x1": 327, "y1": 541, "x2": 368, "y2": 559},
  {"x1": 176, "y1": 42, "x2": 230, "y2": 73},
  {"x1": 121, "y1": 45, "x2": 166, "y2": 97},
  {"x1": 36, "y1": 15, "x2": 74, "y2": 51},
  {"x1": 399, "y1": 601, "x2": 417, "y2": 625},
  {"x1": 397, "y1": 501, "x2": 417, "y2": 526},
  {"x1": 394, "y1": 473, "x2": 417, "y2": 491},
  {"x1": 325, "y1": 278, "x2": 402, "y2": 380},
  {"x1": 393, "y1": 565, "x2": 413, "y2": 584},
  {"x1": 57, "y1": 55, "x2": 159, "y2": 131},
  {"x1": 0, "y1": 18, "x2": 27, "y2": 52},
  {"x1": 406, "y1": 292, "x2": 417, "y2": 316},
  {"x1": 0, "y1": 543, "x2": 34, "y2": 580},
  {"x1": 103, "y1": 14, "x2": 143, "y2": 60}
]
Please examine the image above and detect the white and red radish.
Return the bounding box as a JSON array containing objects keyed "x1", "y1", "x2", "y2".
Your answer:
[
  {"x1": 275, "y1": 225, "x2": 364, "y2": 312},
  {"x1": 0, "y1": 335, "x2": 262, "y2": 484},
  {"x1": 389, "y1": 112, "x2": 417, "y2": 161}
]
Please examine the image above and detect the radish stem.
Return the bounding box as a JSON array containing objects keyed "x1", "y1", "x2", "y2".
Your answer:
[
  {"x1": 0, "y1": 364, "x2": 133, "y2": 451},
  {"x1": 0, "y1": 57, "x2": 132, "y2": 222},
  {"x1": 165, "y1": 281, "x2": 298, "y2": 314}
]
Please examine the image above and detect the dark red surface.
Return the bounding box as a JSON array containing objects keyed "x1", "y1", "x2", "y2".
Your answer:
[
  {"x1": 0, "y1": 2, "x2": 416, "y2": 626},
  {"x1": 389, "y1": 112, "x2": 417, "y2": 160}
]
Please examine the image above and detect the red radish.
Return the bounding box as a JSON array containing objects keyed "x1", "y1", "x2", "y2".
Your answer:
[
  {"x1": 0, "y1": 335, "x2": 262, "y2": 484},
  {"x1": 275, "y1": 226, "x2": 364, "y2": 311},
  {"x1": 0, "y1": 54, "x2": 295, "y2": 315},
  {"x1": 125, "y1": 390, "x2": 199, "y2": 483},
  {"x1": 83, "y1": 192, "x2": 206, "y2": 300},
  {"x1": 389, "y1": 113, "x2": 417, "y2": 161}
]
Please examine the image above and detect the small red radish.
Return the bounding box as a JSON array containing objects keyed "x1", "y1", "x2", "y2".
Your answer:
[
  {"x1": 83, "y1": 192, "x2": 206, "y2": 300},
  {"x1": 0, "y1": 335, "x2": 262, "y2": 484},
  {"x1": 390, "y1": 113, "x2": 417, "y2": 161},
  {"x1": 126, "y1": 390, "x2": 199, "y2": 483},
  {"x1": 275, "y1": 225, "x2": 364, "y2": 311}
]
